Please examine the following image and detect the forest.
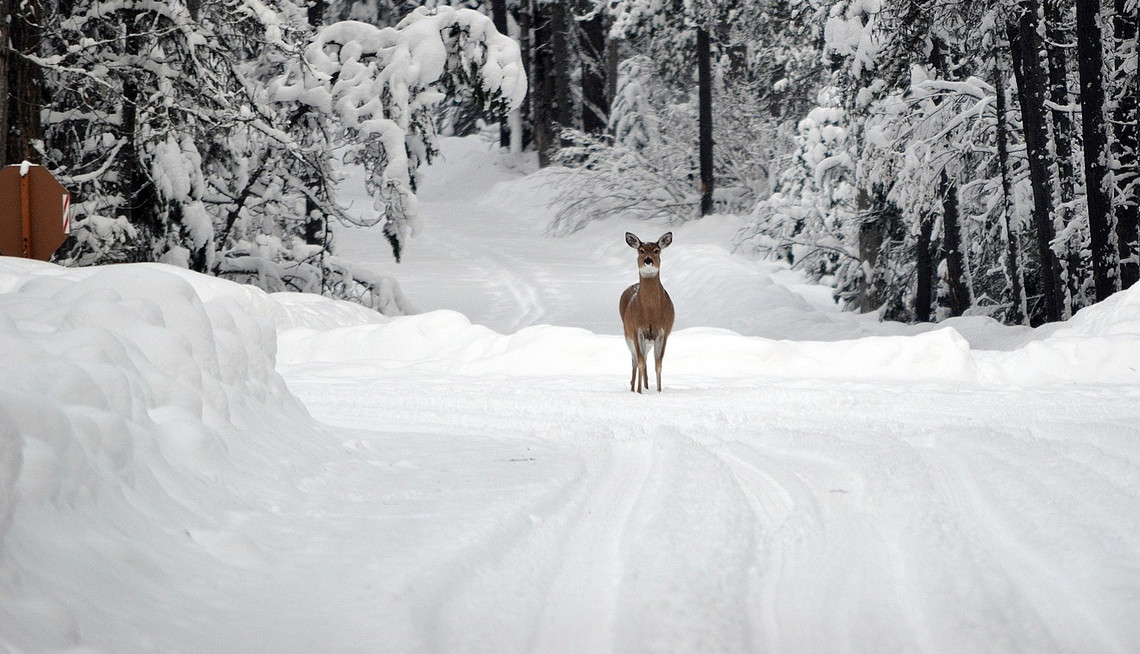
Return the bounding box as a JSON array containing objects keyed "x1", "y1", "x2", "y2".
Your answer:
[{"x1": 2, "y1": 0, "x2": 1137, "y2": 325}]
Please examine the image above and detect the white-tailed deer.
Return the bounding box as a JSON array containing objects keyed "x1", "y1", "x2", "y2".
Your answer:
[{"x1": 620, "y1": 232, "x2": 675, "y2": 393}]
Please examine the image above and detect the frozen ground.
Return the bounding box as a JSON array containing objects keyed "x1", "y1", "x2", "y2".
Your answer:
[{"x1": 2, "y1": 136, "x2": 1140, "y2": 653}]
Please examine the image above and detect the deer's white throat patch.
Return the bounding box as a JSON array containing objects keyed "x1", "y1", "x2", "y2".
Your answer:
[{"x1": 639, "y1": 264, "x2": 659, "y2": 277}]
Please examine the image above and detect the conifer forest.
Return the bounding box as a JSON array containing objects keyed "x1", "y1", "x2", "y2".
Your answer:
[{"x1": 2, "y1": 0, "x2": 1138, "y2": 326}]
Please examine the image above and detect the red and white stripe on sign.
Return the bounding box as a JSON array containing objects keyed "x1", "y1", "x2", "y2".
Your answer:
[{"x1": 62, "y1": 193, "x2": 71, "y2": 235}]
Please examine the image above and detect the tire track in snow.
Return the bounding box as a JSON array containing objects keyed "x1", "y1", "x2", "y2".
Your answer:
[
  {"x1": 914, "y1": 427, "x2": 1140, "y2": 653},
  {"x1": 424, "y1": 430, "x2": 652, "y2": 653},
  {"x1": 528, "y1": 438, "x2": 655, "y2": 652},
  {"x1": 612, "y1": 429, "x2": 759, "y2": 653},
  {"x1": 717, "y1": 436, "x2": 920, "y2": 653}
]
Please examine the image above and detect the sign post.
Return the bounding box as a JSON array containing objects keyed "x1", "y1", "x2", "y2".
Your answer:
[{"x1": 0, "y1": 163, "x2": 72, "y2": 261}]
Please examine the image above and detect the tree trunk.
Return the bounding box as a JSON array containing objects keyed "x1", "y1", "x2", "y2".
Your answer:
[
  {"x1": 1008, "y1": 6, "x2": 1064, "y2": 322},
  {"x1": 532, "y1": 0, "x2": 571, "y2": 166},
  {"x1": 531, "y1": 0, "x2": 553, "y2": 166},
  {"x1": 580, "y1": 9, "x2": 608, "y2": 135},
  {"x1": 995, "y1": 57, "x2": 1028, "y2": 325},
  {"x1": 6, "y1": 0, "x2": 43, "y2": 164},
  {"x1": 550, "y1": 2, "x2": 573, "y2": 132},
  {"x1": 914, "y1": 214, "x2": 934, "y2": 322},
  {"x1": 1044, "y1": 0, "x2": 1079, "y2": 314},
  {"x1": 1076, "y1": 0, "x2": 1121, "y2": 301},
  {"x1": 697, "y1": 27, "x2": 714, "y2": 216},
  {"x1": 306, "y1": 0, "x2": 329, "y2": 271},
  {"x1": 929, "y1": 38, "x2": 972, "y2": 317},
  {"x1": 1113, "y1": 0, "x2": 1140, "y2": 288},
  {"x1": 940, "y1": 172, "x2": 971, "y2": 316},
  {"x1": 117, "y1": 9, "x2": 160, "y2": 259},
  {"x1": 855, "y1": 188, "x2": 881, "y2": 314},
  {"x1": 492, "y1": 0, "x2": 510, "y2": 147},
  {"x1": 0, "y1": 0, "x2": 9, "y2": 168}
]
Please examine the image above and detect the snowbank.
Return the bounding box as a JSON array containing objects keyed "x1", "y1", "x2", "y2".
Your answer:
[
  {"x1": 0, "y1": 259, "x2": 326, "y2": 650},
  {"x1": 277, "y1": 275, "x2": 1140, "y2": 389}
]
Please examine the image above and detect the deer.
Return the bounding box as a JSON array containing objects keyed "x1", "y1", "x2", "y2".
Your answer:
[{"x1": 619, "y1": 232, "x2": 675, "y2": 393}]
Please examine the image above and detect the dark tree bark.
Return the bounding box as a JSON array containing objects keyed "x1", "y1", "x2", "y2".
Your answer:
[
  {"x1": 1044, "y1": 0, "x2": 1079, "y2": 312},
  {"x1": 305, "y1": 0, "x2": 330, "y2": 267},
  {"x1": 929, "y1": 39, "x2": 971, "y2": 317},
  {"x1": 1076, "y1": 0, "x2": 1121, "y2": 301},
  {"x1": 0, "y1": 0, "x2": 9, "y2": 168},
  {"x1": 580, "y1": 10, "x2": 608, "y2": 134},
  {"x1": 855, "y1": 188, "x2": 881, "y2": 314},
  {"x1": 697, "y1": 27, "x2": 714, "y2": 216},
  {"x1": 492, "y1": 0, "x2": 510, "y2": 147},
  {"x1": 550, "y1": 2, "x2": 573, "y2": 133},
  {"x1": 914, "y1": 214, "x2": 935, "y2": 322},
  {"x1": 1113, "y1": 0, "x2": 1140, "y2": 288},
  {"x1": 114, "y1": 9, "x2": 160, "y2": 261},
  {"x1": 517, "y1": 3, "x2": 533, "y2": 150},
  {"x1": 532, "y1": 0, "x2": 572, "y2": 167},
  {"x1": 940, "y1": 172, "x2": 971, "y2": 316},
  {"x1": 531, "y1": 0, "x2": 553, "y2": 166},
  {"x1": 994, "y1": 58, "x2": 1027, "y2": 325},
  {"x1": 1008, "y1": 4, "x2": 1064, "y2": 322},
  {"x1": 6, "y1": 0, "x2": 44, "y2": 164}
]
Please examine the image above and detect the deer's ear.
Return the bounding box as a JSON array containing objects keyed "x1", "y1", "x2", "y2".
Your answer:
[
  {"x1": 626, "y1": 232, "x2": 641, "y2": 248},
  {"x1": 658, "y1": 232, "x2": 673, "y2": 248}
]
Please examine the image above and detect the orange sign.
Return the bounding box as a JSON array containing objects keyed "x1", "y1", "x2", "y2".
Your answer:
[{"x1": 0, "y1": 163, "x2": 72, "y2": 261}]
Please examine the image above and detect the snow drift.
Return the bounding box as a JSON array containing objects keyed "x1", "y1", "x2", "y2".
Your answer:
[{"x1": 0, "y1": 259, "x2": 327, "y2": 650}]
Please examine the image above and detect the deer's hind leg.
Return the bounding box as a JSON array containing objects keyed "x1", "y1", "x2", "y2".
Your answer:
[
  {"x1": 636, "y1": 331, "x2": 652, "y2": 393},
  {"x1": 653, "y1": 330, "x2": 668, "y2": 392},
  {"x1": 626, "y1": 337, "x2": 639, "y2": 392}
]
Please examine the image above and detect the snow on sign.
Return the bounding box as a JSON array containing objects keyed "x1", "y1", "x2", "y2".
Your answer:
[{"x1": 0, "y1": 163, "x2": 72, "y2": 261}]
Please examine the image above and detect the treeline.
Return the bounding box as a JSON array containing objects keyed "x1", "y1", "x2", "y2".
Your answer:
[
  {"x1": 4, "y1": 0, "x2": 1138, "y2": 325},
  {"x1": 0, "y1": 0, "x2": 523, "y2": 313},
  {"x1": 792, "y1": 0, "x2": 1140, "y2": 325},
  {"x1": 524, "y1": 0, "x2": 1140, "y2": 326}
]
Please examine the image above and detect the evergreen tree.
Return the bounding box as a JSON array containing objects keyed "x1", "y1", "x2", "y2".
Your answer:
[{"x1": 1077, "y1": 0, "x2": 1121, "y2": 301}]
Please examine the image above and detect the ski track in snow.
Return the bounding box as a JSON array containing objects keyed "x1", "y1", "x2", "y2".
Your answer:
[{"x1": 280, "y1": 372, "x2": 1140, "y2": 653}]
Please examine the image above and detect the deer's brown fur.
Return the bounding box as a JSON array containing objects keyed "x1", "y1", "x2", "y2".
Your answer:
[{"x1": 619, "y1": 232, "x2": 674, "y2": 392}]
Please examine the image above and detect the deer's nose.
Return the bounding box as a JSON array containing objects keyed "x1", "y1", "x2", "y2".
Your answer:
[{"x1": 643, "y1": 258, "x2": 653, "y2": 266}]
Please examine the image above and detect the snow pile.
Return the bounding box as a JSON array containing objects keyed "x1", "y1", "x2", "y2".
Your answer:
[
  {"x1": 0, "y1": 259, "x2": 324, "y2": 651},
  {"x1": 279, "y1": 285, "x2": 1140, "y2": 390}
]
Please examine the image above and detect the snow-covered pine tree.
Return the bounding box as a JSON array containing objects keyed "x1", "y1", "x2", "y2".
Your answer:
[
  {"x1": 269, "y1": 6, "x2": 527, "y2": 261},
  {"x1": 740, "y1": 0, "x2": 877, "y2": 312},
  {"x1": 42, "y1": 0, "x2": 313, "y2": 270},
  {"x1": 37, "y1": 1, "x2": 523, "y2": 314},
  {"x1": 749, "y1": 0, "x2": 1042, "y2": 323},
  {"x1": 550, "y1": 0, "x2": 804, "y2": 232}
]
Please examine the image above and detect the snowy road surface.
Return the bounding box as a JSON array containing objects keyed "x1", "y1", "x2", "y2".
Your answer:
[
  {"x1": 2, "y1": 136, "x2": 1140, "y2": 652},
  {"x1": 282, "y1": 356, "x2": 1140, "y2": 653}
]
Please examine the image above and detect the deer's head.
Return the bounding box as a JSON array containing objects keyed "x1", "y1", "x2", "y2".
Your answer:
[{"x1": 626, "y1": 232, "x2": 672, "y2": 277}]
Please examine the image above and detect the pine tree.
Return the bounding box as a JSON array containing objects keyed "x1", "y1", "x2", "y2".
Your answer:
[
  {"x1": 1113, "y1": 0, "x2": 1140, "y2": 288},
  {"x1": 6, "y1": 0, "x2": 43, "y2": 164},
  {"x1": 1076, "y1": 0, "x2": 1121, "y2": 301},
  {"x1": 0, "y1": 0, "x2": 9, "y2": 167},
  {"x1": 697, "y1": 25, "x2": 714, "y2": 216},
  {"x1": 1009, "y1": 0, "x2": 1064, "y2": 322}
]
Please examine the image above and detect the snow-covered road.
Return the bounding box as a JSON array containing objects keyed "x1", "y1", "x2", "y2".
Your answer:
[
  {"x1": 291, "y1": 136, "x2": 1140, "y2": 651},
  {"x1": 280, "y1": 335, "x2": 1140, "y2": 653}
]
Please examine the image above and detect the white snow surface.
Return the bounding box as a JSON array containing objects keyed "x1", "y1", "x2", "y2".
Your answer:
[{"x1": 3, "y1": 136, "x2": 1140, "y2": 653}]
